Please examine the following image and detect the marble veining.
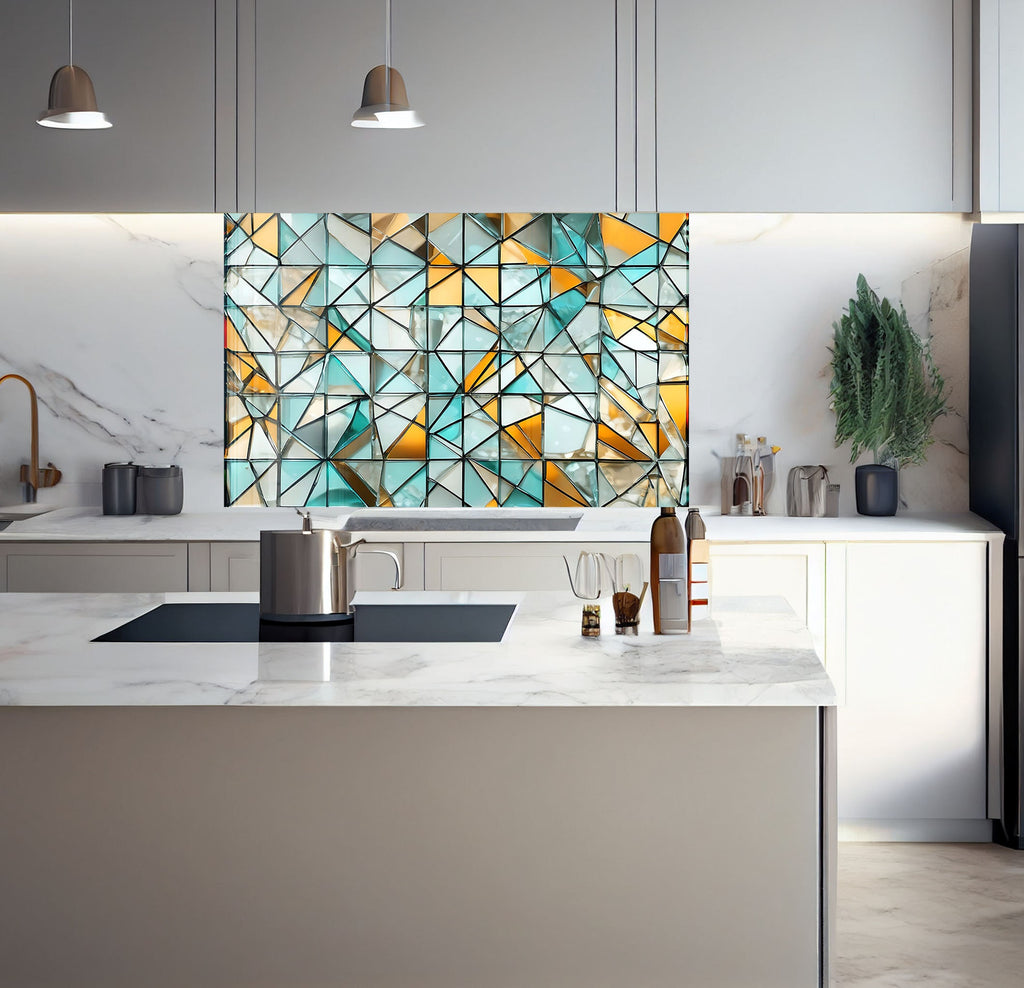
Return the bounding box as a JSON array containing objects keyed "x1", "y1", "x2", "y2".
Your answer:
[
  {"x1": 0, "y1": 214, "x2": 224, "y2": 510},
  {"x1": 0, "y1": 591, "x2": 835, "y2": 707}
]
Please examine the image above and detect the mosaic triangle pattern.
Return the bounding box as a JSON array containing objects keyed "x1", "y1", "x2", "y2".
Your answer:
[{"x1": 224, "y1": 213, "x2": 688, "y2": 507}]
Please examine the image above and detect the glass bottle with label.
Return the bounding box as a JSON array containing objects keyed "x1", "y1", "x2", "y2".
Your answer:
[
  {"x1": 732, "y1": 434, "x2": 754, "y2": 516},
  {"x1": 651, "y1": 506, "x2": 688, "y2": 634}
]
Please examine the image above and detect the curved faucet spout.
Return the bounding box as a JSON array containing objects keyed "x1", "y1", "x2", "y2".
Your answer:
[{"x1": 0, "y1": 374, "x2": 61, "y2": 503}]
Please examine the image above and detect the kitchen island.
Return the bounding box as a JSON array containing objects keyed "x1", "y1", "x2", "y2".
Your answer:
[{"x1": 0, "y1": 591, "x2": 836, "y2": 988}]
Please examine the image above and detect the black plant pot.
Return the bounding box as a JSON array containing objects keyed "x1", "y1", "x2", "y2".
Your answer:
[{"x1": 855, "y1": 464, "x2": 898, "y2": 516}]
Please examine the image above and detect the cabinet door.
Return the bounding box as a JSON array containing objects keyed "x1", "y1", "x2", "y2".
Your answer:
[
  {"x1": 210, "y1": 542, "x2": 261, "y2": 592},
  {"x1": 0, "y1": 0, "x2": 215, "y2": 211},
  {"x1": 657, "y1": 0, "x2": 970, "y2": 210},
  {"x1": 208, "y1": 541, "x2": 424, "y2": 591},
  {"x1": 424, "y1": 542, "x2": 648, "y2": 591},
  {"x1": 708, "y1": 543, "x2": 825, "y2": 657},
  {"x1": 2, "y1": 543, "x2": 188, "y2": 593},
  {"x1": 981, "y1": 0, "x2": 1024, "y2": 210},
  {"x1": 838, "y1": 542, "x2": 988, "y2": 836},
  {"x1": 249, "y1": 0, "x2": 615, "y2": 211}
]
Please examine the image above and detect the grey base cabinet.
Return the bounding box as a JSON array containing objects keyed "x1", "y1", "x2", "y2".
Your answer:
[
  {"x1": 0, "y1": 705, "x2": 834, "y2": 987},
  {"x1": 0, "y1": 543, "x2": 188, "y2": 593}
]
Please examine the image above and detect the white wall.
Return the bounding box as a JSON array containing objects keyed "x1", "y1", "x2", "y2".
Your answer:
[{"x1": 0, "y1": 212, "x2": 972, "y2": 514}]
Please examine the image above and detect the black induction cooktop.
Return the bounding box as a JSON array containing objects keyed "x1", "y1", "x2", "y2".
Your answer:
[{"x1": 93, "y1": 602, "x2": 516, "y2": 644}]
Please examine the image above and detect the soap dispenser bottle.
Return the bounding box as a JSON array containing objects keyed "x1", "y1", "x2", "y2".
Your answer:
[{"x1": 651, "y1": 507, "x2": 688, "y2": 634}]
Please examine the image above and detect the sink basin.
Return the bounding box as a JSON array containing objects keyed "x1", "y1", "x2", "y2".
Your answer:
[
  {"x1": 93, "y1": 601, "x2": 516, "y2": 644},
  {"x1": 0, "y1": 504, "x2": 57, "y2": 522},
  {"x1": 341, "y1": 509, "x2": 583, "y2": 532}
]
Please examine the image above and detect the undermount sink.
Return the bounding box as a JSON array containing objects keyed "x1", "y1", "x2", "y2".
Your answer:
[
  {"x1": 0, "y1": 503, "x2": 57, "y2": 522},
  {"x1": 341, "y1": 509, "x2": 583, "y2": 532}
]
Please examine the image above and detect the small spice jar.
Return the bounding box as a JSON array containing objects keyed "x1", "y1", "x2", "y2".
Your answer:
[{"x1": 581, "y1": 604, "x2": 601, "y2": 637}]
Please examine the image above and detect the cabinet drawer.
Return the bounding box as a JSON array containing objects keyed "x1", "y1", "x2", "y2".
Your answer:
[{"x1": 2, "y1": 543, "x2": 188, "y2": 593}]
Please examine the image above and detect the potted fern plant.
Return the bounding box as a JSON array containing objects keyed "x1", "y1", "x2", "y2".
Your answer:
[{"x1": 829, "y1": 274, "x2": 946, "y2": 515}]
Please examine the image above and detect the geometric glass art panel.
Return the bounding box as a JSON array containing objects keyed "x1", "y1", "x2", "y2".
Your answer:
[{"x1": 224, "y1": 212, "x2": 688, "y2": 507}]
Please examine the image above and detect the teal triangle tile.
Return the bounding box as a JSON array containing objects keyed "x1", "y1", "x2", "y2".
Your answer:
[
  {"x1": 625, "y1": 213, "x2": 659, "y2": 237},
  {"x1": 427, "y1": 214, "x2": 463, "y2": 263},
  {"x1": 226, "y1": 460, "x2": 257, "y2": 503},
  {"x1": 324, "y1": 465, "x2": 367, "y2": 508},
  {"x1": 372, "y1": 240, "x2": 426, "y2": 267},
  {"x1": 280, "y1": 460, "x2": 322, "y2": 505},
  {"x1": 280, "y1": 213, "x2": 322, "y2": 237},
  {"x1": 279, "y1": 218, "x2": 299, "y2": 256},
  {"x1": 326, "y1": 354, "x2": 370, "y2": 395},
  {"x1": 327, "y1": 214, "x2": 371, "y2": 265}
]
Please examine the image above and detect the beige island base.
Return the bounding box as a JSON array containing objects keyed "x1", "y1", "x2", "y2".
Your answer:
[{"x1": 0, "y1": 592, "x2": 836, "y2": 988}]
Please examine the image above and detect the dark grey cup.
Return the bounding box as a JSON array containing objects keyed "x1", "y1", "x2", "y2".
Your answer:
[
  {"x1": 102, "y1": 462, "x2": 137, "y2": 515},
  {"x1": 855, "y1": 464, "x2": 898, "y2": 516}
]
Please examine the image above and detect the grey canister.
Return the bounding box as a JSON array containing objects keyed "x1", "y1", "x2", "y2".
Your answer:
[
  {"x1": 102, "y1": 462, "x2": 137, "y2": 515},
  {"x1": 137, "y1": 465, "x2": 184, "y2": 515}
]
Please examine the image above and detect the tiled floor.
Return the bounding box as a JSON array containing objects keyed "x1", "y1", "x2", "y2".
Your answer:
[{"x1": 836, "y1": 843, "x2": 1024, "y2": 986}]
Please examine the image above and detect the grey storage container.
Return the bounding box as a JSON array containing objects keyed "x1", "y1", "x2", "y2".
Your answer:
[
  {"x1": 137, "y1": 465, "x2": 183, "y2": 515},
  {"x1": 102, "y1": 462, "x2": 137, "y2": 515}
]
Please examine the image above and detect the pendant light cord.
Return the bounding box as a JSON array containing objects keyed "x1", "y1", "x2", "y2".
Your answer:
[
  {"x1": 384, "y1": 0, "x2": 392, "y2": 105},
  {"x1": 69, "y1": 0, "x2": 74, "y2": 65}
]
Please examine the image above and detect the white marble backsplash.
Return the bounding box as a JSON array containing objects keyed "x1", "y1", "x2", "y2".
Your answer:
[
  {"x1": 689, "y1": 213, "x2": 973, "y2": 515},
  {"x1": 0, "y1": 214, "x2": 224, "y2": 510},
  {"x1": 0, "y1": 211, "x2": 974, "y2": 515}
]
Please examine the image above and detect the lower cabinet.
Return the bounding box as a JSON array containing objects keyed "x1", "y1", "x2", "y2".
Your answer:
[
  {"x1": 423, "y1": 542, "x2": 649, "y2": 591},
  {"x1": 0, "y1": 543, "x2": 188, "y2": 593},
  {"x1": 836, "y1": 541, "x2": 990, "y2": 841},
  {"x1": 707, "y1": 543, "x2": 826, "y2": 657}
]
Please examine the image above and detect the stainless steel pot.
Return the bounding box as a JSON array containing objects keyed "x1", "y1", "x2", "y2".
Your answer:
[{"x1": 259, "y1": 510, "x2": 402, "y2": 620}]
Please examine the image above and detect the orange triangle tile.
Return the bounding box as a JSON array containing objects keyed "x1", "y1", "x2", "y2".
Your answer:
[
  {"x1": 465, "y1": 267, "x2": 500, "y2": 303},
  {"x1": 603, "y1": 307, "x2": 639, "y2": 339},
  {"x1": 464, "y1": 352, "x2": 498, "y2": 392},
  {"x1": 550, "y1": 266, "x2": 583, "y2": 297},
  {"x1": 659, "y1": 213, "x2": 687, "y2": 244},
  {"x1": 252, "y1": 216, "x2": 279, "y2": 257},
  {"x1": 282, "y1": 268, "x2": 319, "y2": 306},
  {"x1": 600, "y1": 215, "x2": 657, "y2": 260}
]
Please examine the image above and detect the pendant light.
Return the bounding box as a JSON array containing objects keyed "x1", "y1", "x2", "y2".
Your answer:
[
  {"x1": 37, "y1": 0, "x2": 112, "y2": 130},
  {"x1": 351, "y1": 0, "x2": 423, "y2": 129}
]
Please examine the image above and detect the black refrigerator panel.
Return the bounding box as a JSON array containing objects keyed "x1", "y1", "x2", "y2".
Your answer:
[
  {"x1": 996, "y1": 547, "x2": 1024, "y2": 848},
  {"x1": 969, "y1": 223, "x2": 1021, "y2": 540}
]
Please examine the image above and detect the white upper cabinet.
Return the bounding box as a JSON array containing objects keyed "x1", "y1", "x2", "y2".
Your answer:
[
  {"x1": 656, "y1": 0, "x2": 972, "y2": 211},
  {"x1": 977, "y1": 0, "x2": 1024, "y2": 212},
  {"x1": 0, "y1": 0, "x2": 215, "y2": 212},
  {"x1": 245, "y1": 0, "x2": 617, "y2": 212}
]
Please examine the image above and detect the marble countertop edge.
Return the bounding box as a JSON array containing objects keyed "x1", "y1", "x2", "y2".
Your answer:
[{"x1": 0, "y1": 506, "x2": 1004, "y2": 544}]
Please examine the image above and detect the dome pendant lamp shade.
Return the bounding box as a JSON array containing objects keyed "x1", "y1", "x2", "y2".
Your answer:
[
  {"x1": 37, "y1": 65, "x2": 111, "y2": 129},
  {"x1": 351, "y1": 0, "x2": 423, "y2": 129},
  {"x1": 37, "y1": 0, "x2": 112, "y2": 130},
  {"x1": 351, "y1": 65, "x2": 423, "y2": 129}
]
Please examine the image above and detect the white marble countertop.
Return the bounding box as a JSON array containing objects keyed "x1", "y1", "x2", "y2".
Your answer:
[
  {"x1": 0, "y1": 591, "x2": 835, "y2": 708},
  {"x1": 0, "y1": 505, "x2": 1004, "y2": 544}
]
